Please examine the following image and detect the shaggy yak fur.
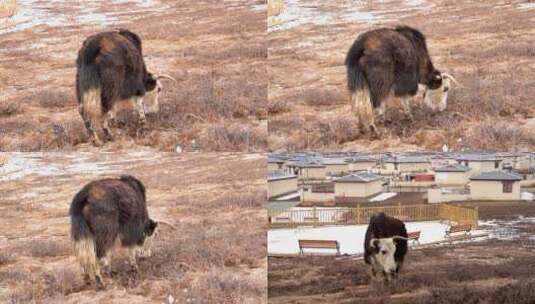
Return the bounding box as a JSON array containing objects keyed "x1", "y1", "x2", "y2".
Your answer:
[
  {"x1": 364, "y1": 212, "x2": 409, "y2": 282},
  {"x1": 75, "y1": 29, "x2": 158, "y2": 146},
  {"x1": 345, "y1": 26, "x2": 443, "y2": 134},
  {"x1": 69, "y1": 175, "x2": 158, "y2": 288}
]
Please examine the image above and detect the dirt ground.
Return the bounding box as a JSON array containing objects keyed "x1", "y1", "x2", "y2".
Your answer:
[
  {"x1": 0, "y1": 0, "x2": 266, "y2": 152},
  {"x1": 268, "y1": 0, "x2": 535, "y2": 151},
  {"x1": 268, "y1": 216, "x2": 535, "y2": 304},
  {"x1": 0, "y1": 152, "x2": 266, "y2": 303}
]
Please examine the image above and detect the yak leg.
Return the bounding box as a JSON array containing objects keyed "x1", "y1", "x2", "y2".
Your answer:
[
  {"x1": 134, "y1": 97, "x2": 147, "y2": 137},
  {"x1": 128, "y1": 247, "x2": 140, "y2": 271},
  {"x1": 102, "y1": 112, "x2": 114, "y2": 142},
  {"x1": 80, "y1": 113, "x2": 104, "y2": 146},
  {"x1": 100, "y1": 251, "x2": 113, "y2": 276},
  {"x1": 352, "y1": 88, "x2": 378, "y2": 135},
  {"x1": 374, "y1": 102, "x2": 386, "y2": 124},
  {"x1": 87, "y1": 124, "x2": 104, "y2": 147},
  {"x1": 401, "y1": 96, "x2": 413, "y2": 121}
]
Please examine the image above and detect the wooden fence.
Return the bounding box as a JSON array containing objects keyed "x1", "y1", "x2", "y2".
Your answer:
[{"x1": 268, "y1": 203, "x2": 478, "y2": 229}]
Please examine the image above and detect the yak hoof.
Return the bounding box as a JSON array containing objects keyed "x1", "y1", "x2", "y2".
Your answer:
[
  {"x1": 103, "y1": 128, "x2": 114, "y2": 142},
  {"x1": 369, "y1": 125, "x2": 381, "y2": 139},
  {"x1": 136, "y1": 125, "x2": 149, "y2": 137},
  {"x1": 92, "y1": 138, "x2": 105, "y2": 147},
  {"x1": 95, "y1": 275, "x2": 105, "y2": 290}
]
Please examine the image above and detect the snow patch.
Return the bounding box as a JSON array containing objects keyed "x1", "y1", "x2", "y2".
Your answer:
[
  {"x1": 1, "y1": 0, "x2": 169, "y2": 35},
  {"x1": 369, "y1": 192, "x2": 397, "y2": 202},
  {"x1": 269, "y1": 0, "x2": 434, "y2": 32},
  {"x1": 268, "y1": 221, "x2": 486, "y2": 255},
  {"x1": 518, "y1": 3, "x2": 535, "y2": 10},
  {"x1": 276, "y1": 191, "x2": 301, "y2": 201}
]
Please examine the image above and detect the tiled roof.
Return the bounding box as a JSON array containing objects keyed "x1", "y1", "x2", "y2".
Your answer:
[
  {"x1": 434, "y1": 164, "x2": 470, "y2": 172},
  {"x1": 334, "y1": 172, "x2": 382, "y2": 183},
  {"x1": 470, "y1": 171, "x2": 522, "y2": 181}
]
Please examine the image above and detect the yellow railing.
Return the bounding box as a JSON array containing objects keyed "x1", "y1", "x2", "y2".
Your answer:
[{"x1": 268, "y1": 203, "x2": 478, "y2": 229}]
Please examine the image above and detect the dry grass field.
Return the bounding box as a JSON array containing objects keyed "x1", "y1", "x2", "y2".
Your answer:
[
  {"x1": 0, "y1": 0, "x2": 266, "y2": 152},
  {"x1": 268, "y1": 206, "x2": 535, "y2": 303},
  {"x1": 268, "y1": 0, "x2": 535, "y2": 152},
  {"x1": 0, "y1": 152, "x2": 266, "y2": 303}
]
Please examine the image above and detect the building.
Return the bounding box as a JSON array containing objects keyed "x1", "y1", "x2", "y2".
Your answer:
[
  {"x1": 334, "y1": 172, "x2": 384, "y2": 199},
  {"x1": 268, "y1": 172, "x2": 298, "y2": 199},
  {"x1": 268, "y1": 156, "x2": 286, "y2": 173},
  {"x1": 347, "y1": 156, "x2": 377, "y2": 172},
  {"x1": 469, "y1": 171, "x2": 522, "y2": 201},
  {"x1": 322, "y1": 158, "x2": 349, "y2": 176},
  {"x1": 434, "y1": 164, "x2": 471, "y2": 186},
  {"x1": 381, "y1": 156, "x2": 431, "y2": 174},
  {"x1": 456, "y1": 154, "x2": 502, "y2": 175},
  {"x1": 286, "y1": 161, "x2": 326, "y2": 180}
]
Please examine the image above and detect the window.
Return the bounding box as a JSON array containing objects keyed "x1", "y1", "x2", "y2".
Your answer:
[
  {"x1": 502, "y1": 181, "x2": 513, "y2": 193},
  {"x1": 495, "y1": 161, "x2": 500, "y2": 169}
]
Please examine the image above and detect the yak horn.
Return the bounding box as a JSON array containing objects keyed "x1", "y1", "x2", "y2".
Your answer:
[
  {"x1": 442, "y1": 73, "x2": 461, "y2": 86},
  {"x1": 157, "y1": 220, "x2": 177, "y2": 230},
  {"x1": 392, "y1": 236, "x2": 409, "y2": 241},
  {"x1": 156, "y1": 74, "x2": 177, "y2": 83}
]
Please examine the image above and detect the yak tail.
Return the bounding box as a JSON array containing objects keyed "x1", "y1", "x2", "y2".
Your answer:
[
  {"x1": 69, "y1": 190, "x2": 99, "y2": 278},
  {"x1": 77, "y1": 44, "x2": 103, "y2": 132},
  {"x1": 344, "y1": 41, "x2": 367, "y2": 93}
]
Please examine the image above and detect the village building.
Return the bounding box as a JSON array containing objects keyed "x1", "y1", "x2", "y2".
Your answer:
[
  {"x1": 268, "y1": 156, "x2": 286, "y2": 173},
  {"x1": 498, "y1": 152, "x2": 534, "y2": 172},
  {"x1": 434, "y1": 164, "x2": 471, "y2": 186},
  {"x1": 347, "y1": 156, "x2": 377, "y2": 172},
  {"x1": 333, "y1": 172, "x2": 384, "y2": 199},
  {"x1": 456, "y1": 154, "x2": 502, "y2": 175},
  {"x1": 469, "y1": 171, "x2": 522, "y2": 201},
  {"x1": 322, "y1": 158, "x2": 350, "y2": 176},
  {"x1": 268, "y1": 172, "x2": 298, "y2": 199},
  {"x1": 286, "y1": 161, "x2": 326, "y2": 180},
  {"x1": 379, "y1": 155, "x2": 431, "y2": 174}
]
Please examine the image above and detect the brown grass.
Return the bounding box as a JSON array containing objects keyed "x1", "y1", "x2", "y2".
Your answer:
[
  {"x1": 36, "y1": 89, "x2": 75, "y2": 109},
  {"x1": 7, "y1": 267, "x2": 83, "y2": 303},
  {"x1": 0, "y1": 0, "x2": 266, "y2": 152},
  {"x1": 0, "y1": 100, "x2": 21, "y2": 116},
  {"x1": 188, "y1": 268, "x2": 265, "y2": 304},
  {"x1": 300, "y1": 88, "x2": 346, "y2": 107},
  {"x1": 0, "y1": 153, "x2": 266, "y2": 303},
  {"x1": 267, "y1": 0, "x2": 535, "y2": 151},
  {"x1": 463, "y1": 120, "x2": 535, "y2": 151},
  {"x1": 269, "y1": 238, "x2": 535, "y2": 303}
]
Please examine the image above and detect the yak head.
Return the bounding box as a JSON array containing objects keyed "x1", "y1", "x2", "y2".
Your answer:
[
  {"x1": 369, "y1": 236, "x2": 408, "y2": 281},
  {"x1": 139, "y1": 219, "x2": 159, "y2": 258},
  {"x1": 425, "y1": 69, "x2": 443, "y2": 90},
  {"x1": 143, "y1": 73, "x2": 177, "y2": 114},
  {"x1": 423, "y1": 73, "x2": 460, "y2": 112}
]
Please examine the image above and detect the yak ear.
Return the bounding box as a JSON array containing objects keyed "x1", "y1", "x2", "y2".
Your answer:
[{"x1": 145, "y1": 219, "x2": 158, "y2": 236}]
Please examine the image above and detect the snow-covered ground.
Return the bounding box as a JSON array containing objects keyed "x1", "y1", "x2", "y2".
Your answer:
[
  {"x1": 276, "y1": 191, "x2": 301, "y2": 201},
  {"x1": 479, "y1": 216, "x2": 535, "y2": 241},
  {"x1": 268, "y1": 0, "x2": 434, "y2": 32},
  {"x1": 369, "y1": 192, "x2": 397, "y2": 202},
  {"x1": 0, "y1": 151, "x2": 164, "y2": 181},
  {"x1": 0, "y1": 0, "x2": 169, "y2": 35},
  {"x1": 268, "y1": 221, "x2": 487, "y2": 255},
  {"x1": 521, "y1": 192, "x2": 534, "y2": 201}
]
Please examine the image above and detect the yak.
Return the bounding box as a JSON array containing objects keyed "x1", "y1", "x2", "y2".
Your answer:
[
  {"x1": 364, "y1": 213, "x2": 408, "y2": 282},
  {"x1": 345, "y1": 26, "x2": 457, "y2": 134},
  {"x1": 69, "y1": 175, "x2": 175, "y2": 288},
  {"x1": 76, "y1": 29, "x2": 176, "y2": 146}
]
